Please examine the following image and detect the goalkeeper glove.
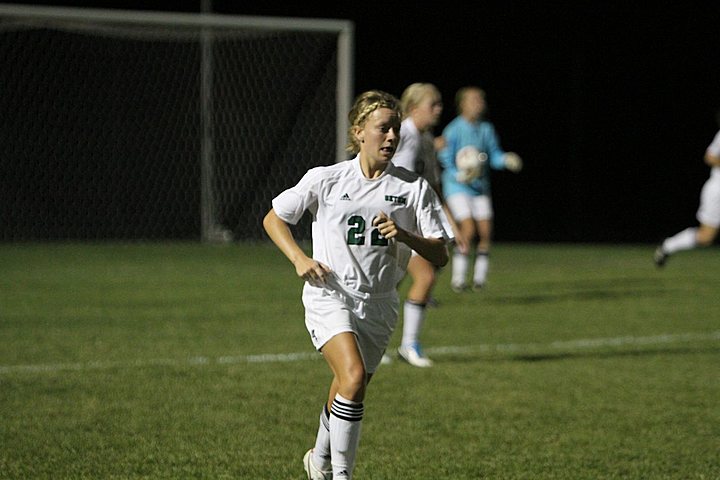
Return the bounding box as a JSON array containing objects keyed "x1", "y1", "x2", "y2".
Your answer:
[{"x1": 503, "y1": 152, "x2": 523, "y2": 173}]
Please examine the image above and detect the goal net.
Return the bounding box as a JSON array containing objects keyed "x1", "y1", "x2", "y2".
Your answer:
[{"x1": 0, "y1": 4, "x2": 353, "y2": 242}]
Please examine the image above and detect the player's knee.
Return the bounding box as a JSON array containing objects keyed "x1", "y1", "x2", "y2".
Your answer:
[
  {"x1": 696, "y1": 235, "x2": 714, "y2": 247},
  {"x1": 338, "y1": 363, "x2": 367, "y2": 397},
  {"x1": 419, "y1": 267, "x2": 437, "y2": 287},
  {"x1": 696, "y1": 226, "x2": 718, "y2": 246}
]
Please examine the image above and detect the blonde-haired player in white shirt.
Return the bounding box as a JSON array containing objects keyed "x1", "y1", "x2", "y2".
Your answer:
[
  {"x1": 391, "y1": 82, "x2": 467, "y2": 367},
  {"x1": 263, "y1": 90, "x2": 452, "y2": 480},
  {"x1": 655, "y1": 113, "x2": 720, "y2": 266}
]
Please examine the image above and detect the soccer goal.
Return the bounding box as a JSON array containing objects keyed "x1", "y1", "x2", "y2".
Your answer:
[{"x1": 0, "y1": 3, "x2": 354, "y2": 242}]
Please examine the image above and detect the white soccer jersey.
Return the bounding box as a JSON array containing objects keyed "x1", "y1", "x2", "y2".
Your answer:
[
  {"x1": 272, "y1": 156, "x2": 452, "y2": 296},
  {"x1": 392, "y1": 118, "x2": 422, "y2": 172},
  {"x1": 392, "y1": 118, "x2": 441, "y2": 187}
]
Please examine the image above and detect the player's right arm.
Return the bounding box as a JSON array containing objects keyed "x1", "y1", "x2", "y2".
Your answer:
[
  {"x1": 437, "y1": 125, "x2": 458, "y2": 173},
  {"x1": 263, "y1": 208, "x2": 331, "y2": 285}
]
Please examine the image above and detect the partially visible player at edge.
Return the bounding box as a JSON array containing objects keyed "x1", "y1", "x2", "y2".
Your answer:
[
  {"x1": 654, "y1": 110, "x2": 720, "y2": 266},
  {"x1": 391, "y1": 82, "x2": 467, "y2": 367},
  {"x1": 263, "y1": 90, "x2": 452, "y2": 480},
  {"x1": 438, "y1": 86, "x2": 523, "y2": 292}
]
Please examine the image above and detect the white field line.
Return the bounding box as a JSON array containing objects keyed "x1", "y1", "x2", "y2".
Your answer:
[
  {"x1": 427, "y1": 330, "x2": 720, "y2": 356},
  {"x1": 1, "y1": 331, "x2": 719, "y2": 375}
]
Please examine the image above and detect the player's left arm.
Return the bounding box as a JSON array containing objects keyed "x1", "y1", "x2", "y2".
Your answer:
[
  {"x1": 429, "y1": 180, "x2": 468, "y2": 254},
  {"x1": 372, "y1": 212, "x2": 449, "y2": 267},
  {"x1": 486, "y1": 123, "x2": 522, "y2": 173},
  {"x1": 441, "y1": 202, "x2": 469, "y2": 254}
]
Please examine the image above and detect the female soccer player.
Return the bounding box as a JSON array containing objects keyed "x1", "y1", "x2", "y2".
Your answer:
[
  {"x1": 654, "y1": 112, "x2": 720, "y2": 266},
  {"x1": 263, "y1": 90, "x2": 452, "y2": 479},
  {"x1": 391, "y1": 82, "x2": 466, "y2": 367},
  {"x1": 438, "y1": 86, "x2": 523, "y2": 292}
]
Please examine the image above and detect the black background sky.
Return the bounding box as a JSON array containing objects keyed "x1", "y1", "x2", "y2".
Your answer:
[{"x1": 10, "y1": 1, "x2": 720, "y2": 243}]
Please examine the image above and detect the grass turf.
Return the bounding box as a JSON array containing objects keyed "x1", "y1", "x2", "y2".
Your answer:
[{"x1": 1, "y1": 242, "x2": 718, "y2": 479}]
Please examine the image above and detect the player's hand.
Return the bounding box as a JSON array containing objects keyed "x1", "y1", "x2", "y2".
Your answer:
[
  {"x1": 294, "y1": 256, "x2": 332, "y2": 287},
  {"x1": 452, "y1": 230, "x2": 470, "y2": 255},
  {"x1": 372, "y1": 211, "x2": 404, "y2": 242},
  {"x1": 504, "y1": 152, "x2": 523, "y2": 173}
]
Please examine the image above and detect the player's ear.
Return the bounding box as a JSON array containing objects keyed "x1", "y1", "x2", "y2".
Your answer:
[{"x1": 352, "y1": 125, "x2": 364, "y2": 143}]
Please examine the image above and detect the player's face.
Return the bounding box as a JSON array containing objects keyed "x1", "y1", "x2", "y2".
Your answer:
[
  {"x1": 416, "y1": 93, "x2": 443, "y2": 130},
  {"x1": 462, "y1": 90, "x2": 486, "y2": 120},
  {"x1": 358, "y1": 107, "x2": 401, "y2": 166}
]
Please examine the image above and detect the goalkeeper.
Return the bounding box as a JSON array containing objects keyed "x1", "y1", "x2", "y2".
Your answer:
[{"x1": 438, "y1": 86, "x2": 523, "y2": 292}]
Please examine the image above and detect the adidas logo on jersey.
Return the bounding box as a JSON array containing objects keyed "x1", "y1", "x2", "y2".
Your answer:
[{"x1": 340, "y1": 193, "x2": 351, "y2": 200}]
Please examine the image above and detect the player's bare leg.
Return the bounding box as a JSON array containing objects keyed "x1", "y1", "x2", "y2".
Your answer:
[
  {"x1": 655, "y1": 223, "x2": 718, "y2": 267},
  {"x1": 696, "y1": 224, "x2": 718, "y2": 246},
  {"x1": 398, "y1": 255, "x2": 436, "y2": 367},
  {"x1": 451, "y1": 217, "x2": 477, "y2": 292},
  {"x1": 317, "y1": 333, "x2": 366, "y2": 479},
  {"x1": 473, "y1": 218, "x2": 492, "y2": 289}
]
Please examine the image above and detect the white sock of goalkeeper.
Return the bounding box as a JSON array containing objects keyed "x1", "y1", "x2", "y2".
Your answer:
[
  {"x1": 330, "y1": 393, "x2": 364, "y2": 479},
  {"x1": 401, "y1": 300, "x2": 426, "y2": 348},
  {"x1": 473, "y1": 250, "x2": 490, "y2": 285},
  {"x1": 662, "y1": 228, "x2": 697, "y2": 254},
  {"x1": 311, "y1": 404, "x2": 332, "y2": 471},
  {"x1": 452, "y1": 252, "x2": 469, "y2": 286}
]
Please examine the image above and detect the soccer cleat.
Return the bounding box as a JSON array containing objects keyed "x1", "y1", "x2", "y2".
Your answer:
[
  {"x1": 451, "y1": 281, "x2": 468, "y2": 293},
  {"x1": 380, "y1": 353, "x2": 393, "y2": 365},
  {"x1": 398, "y1": 344, "x2": 433, "y2": 368},
  {"x1": 653, "y1": 246, "x2": 669, "y2": 268},
  {"x1": 472, "y1": 282, "x2": 485, "y2": 292},
  {"x1": 303, "y1": 449, "x2": 332, "y2": 480}
]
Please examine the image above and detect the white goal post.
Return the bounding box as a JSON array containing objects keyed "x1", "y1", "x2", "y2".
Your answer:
[{"x1": 0, "y1": 3, "x2": 354, "y2": 242}]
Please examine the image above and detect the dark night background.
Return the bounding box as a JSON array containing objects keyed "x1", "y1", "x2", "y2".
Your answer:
[{"x1": 7, "y1": 1, "x2": 720, "y2": 244}]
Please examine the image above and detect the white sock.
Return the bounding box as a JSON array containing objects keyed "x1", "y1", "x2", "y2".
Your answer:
[
  {"x1": 311, "y1": 404, "x2": 332, "y2": 471},
  {"x1": 473, "y1": 251, "x2": 489, "y2": 285},
  {"x1": 330, "y1": 394, "x2": 364, "y2": 479},
  {"x1": 662, "y1": 228, "x2": 697, "y2": 254},
  {"x1": 401, "y1": 300, "x2": 426, "y2": 348},
  {"x1": 452, "y1": 252, "x2": 469, "y2": 286}
]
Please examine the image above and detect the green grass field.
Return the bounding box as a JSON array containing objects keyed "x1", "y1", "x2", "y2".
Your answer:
[{"x1": 1, "y1": 242, "x2": 718, "y2": 479}]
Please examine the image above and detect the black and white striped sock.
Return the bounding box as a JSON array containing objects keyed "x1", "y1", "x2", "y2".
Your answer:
[
  {"x1": 311, "y1": 403, "x2": 332, "y2": 471},
  {"x1": 330, "y1": 394, "x2": 364, "y2": 479}
]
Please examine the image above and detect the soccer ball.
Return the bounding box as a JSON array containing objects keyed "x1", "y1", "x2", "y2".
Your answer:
[{"x1": 455, "y1": 146, "x2": 487, "y2": 183}]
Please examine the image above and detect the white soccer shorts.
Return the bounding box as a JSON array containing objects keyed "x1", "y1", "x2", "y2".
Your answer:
[
  {"x1": 302, "y1": 283, "x2": 399, "y2": 374},
  {"x1": 446, "y1": 192, "x2": 493, "y2": 222}
]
